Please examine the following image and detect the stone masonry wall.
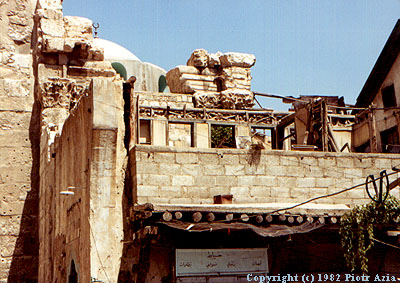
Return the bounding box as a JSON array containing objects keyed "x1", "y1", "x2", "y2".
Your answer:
[
  {"x1": 132, "y1": 145, "x2": 400, "y2": 206},
  {"x1": 0, "y1": 0, "x2": 38, "y2": 282}
]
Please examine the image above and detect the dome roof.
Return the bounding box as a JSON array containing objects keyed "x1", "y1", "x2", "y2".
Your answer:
[{"x1": 93, "y1": 38, "x2": 141, "y2": 62}]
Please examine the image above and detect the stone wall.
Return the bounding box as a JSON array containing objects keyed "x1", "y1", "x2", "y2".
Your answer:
[
  {"x1": 39, "y1": 77, "x2": 125, "y2": 282},
  {"x1": 0, "y1": 0, "x2": 38, "y2": 282},
  {"x1": 132, "y1": 145, "x2": 400, "y2": 206}
]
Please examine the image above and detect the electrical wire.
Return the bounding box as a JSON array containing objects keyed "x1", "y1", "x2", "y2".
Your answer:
[
  {"x1": 183, "y1": 168, "x2": 400, "y2": 226},
  {"x1": 372, "y1": 237, "x2": 400, "y2": 250}
]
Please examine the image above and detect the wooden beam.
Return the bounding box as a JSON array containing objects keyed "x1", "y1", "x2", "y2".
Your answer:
[
  {"x1": 175, "y1": 211, "x2": 183, "y2": 220},
  {"x1": 193, "y1": 212, "x2": 202, "y2": 222},
  {"x1": 162, "y1": 211, "x2": 172, "y2": 222},
  {"x1": 206, "y1": 212, "x2": 215, "y2": 222}
]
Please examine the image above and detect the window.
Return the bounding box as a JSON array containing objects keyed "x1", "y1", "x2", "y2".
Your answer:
[
  {"x1": 380, "y1": 126, "x2": 400, "y2": 153},
  {"x1": 382, "y1": 84, "x2": 396, "y2": 108},
  {"x1": 168, "y1": 122, "x2": 193, "y2": 147},
  {"x1": 211, "y1": 125, "x2": 235, "y2": 148},
  {"x1": 139, "y1": 120, "x2": 151, "y2": 144}
]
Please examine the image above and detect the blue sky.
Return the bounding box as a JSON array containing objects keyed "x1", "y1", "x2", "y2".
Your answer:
[{"x1": 63, "y1": 1, "x2": 400, "y2": 110}]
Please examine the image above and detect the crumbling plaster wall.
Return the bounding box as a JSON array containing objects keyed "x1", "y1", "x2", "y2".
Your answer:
[
  {"x1": 0, "y1": 0, "x2": 38, "y2": 281},
  {"x1": 132, "y1": 145, "x2": 400, "y2": 206},
  {"x1": 353, "y1": 52, "x2": 400, "y2": 151}
]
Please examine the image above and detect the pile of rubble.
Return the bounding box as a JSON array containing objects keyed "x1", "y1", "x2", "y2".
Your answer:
[{"x1": 166, "y1": 49, "x2": 256, "y2": 109}]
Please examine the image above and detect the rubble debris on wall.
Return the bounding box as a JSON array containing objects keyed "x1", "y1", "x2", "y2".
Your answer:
[{"x1": 166, "y1": 49, "x2": 255, "y2": 109}]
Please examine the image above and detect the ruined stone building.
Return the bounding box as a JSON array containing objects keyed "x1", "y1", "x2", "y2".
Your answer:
[{"x1": 1, "y1": 0, "x2": 400, "y2": 282}]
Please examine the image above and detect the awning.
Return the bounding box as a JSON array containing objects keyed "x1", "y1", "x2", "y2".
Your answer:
[{"x1": 158, "y1": 220, "x2": 324, "y2": 237}]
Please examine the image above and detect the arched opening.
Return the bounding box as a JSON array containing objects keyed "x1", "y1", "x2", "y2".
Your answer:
[
  {"x1": 158, "y1": 75, "x2": 168, "y2": 93},
  {"x1": 68, "y1": 260, "x2": 78, "y2": 283},
  {"x1": 111, "y1": 62, "x2": 128, "y2": 80}
]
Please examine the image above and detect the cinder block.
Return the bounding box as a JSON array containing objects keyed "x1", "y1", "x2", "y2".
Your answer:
[
  {"x1": 160, "y1": 164, "x2": 181, "y2": 175},
  {"x1": 182, "y1": 164, "x2": 202, "y2": 176},
  {"x1": 296, "y1": 178, "x2": 315, "y2": 188},
  {"x1": 153, "y1": 152, "x2": 175, "y2": 163},
  {"x1": 265, "y1": 166, "x2": 287, "y2": 176},
  {"x1": 254, "y1": 176, "x2": 277, "y2": 186},
  {"x1": 278, "y1": 177, "x2": 296, "y2": 188},
  {"x1": 199, "y1": 153, "x2": 219, "y2": 164},
  {"x1": 218, "y1": 154, "x2": 239, "y2": 165},
  {"x1": 299, "y1": 156, "x2": 318, "y2": 166},
  {"x1": 176, "y1": 153, "x2": 199, "y2": 164},
  {"x1": 336, "y1": 157, "x2": 355, "y2": 168},
  {"x1": 375, "y1": 158, "x2": 392, "y2": 169},
  {"x1": 344, "y1": 168, "x2": 364, "y2": 178},
  {"x1": 270, "y1": 187, "x2": 290, "y2": 198},
  {"x1": 194, "y1": 176, "x2": 216, "y2": 186},
  {"x1": 224, "y1": 165, "x2": 245, "y2": 175},
  {"x1": 347, "y1": 189, "x2": 366, "y2": 199},
  {"x1": 250, "y1": 186, "x2": 270, "y2": 198},
  {"x1": 318, "y1": 157, "x2": 336, "y2": 168},
  {"x1": 230, "y1": 186, "x2": 250, "y2": 197},
  {"x1": 136, "y1": 163, "x2": 159, "y2": 174},
  {"x1": 315, "y1": 178, "x2": 334, "y2": 188},
  {"x1": 203, "y1": 165, "x2": 224, "y2": 176},
  {"x1": 244, "y1": 165, "x2": 265, "y2": 175},
  {"x1": 284, "y1": 166, "x2": 304, "y2": 177},
  {"x1": 290, "y1": 188, "x2": 311, "y2": 198},
  {"x1": 280, "y1": 156, "x2": 299, "y2": 166},
  {"x1": 172, "y1": 175, "x2": 194, "y2": 186},
  {"x1": 215, "y1": 176, "x2": 237, "y2": 186},
  {"x1": 142, "y1": 174, "x2": 170, "y2": 186},
  {"x1": 237, "y1": 176, "x2": 256, "y2": 186},
  {"x1": 137, "y1": 185, "x2": 159, "y2": 197},
  {"x1": 159, "y1": 186, "x2": 182, "y2": 197}
]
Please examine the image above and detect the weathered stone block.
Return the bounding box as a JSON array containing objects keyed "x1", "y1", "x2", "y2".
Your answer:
[
  {"x1": 63, "y1": 16, "x2": 93, "y2": 40},
  {"x1": 220, "y1": 52, "x2": 255, "y2": 68},
  {"x1": 187, "y1": 49, "x2": 208, "y2": 68},
  {"x1": 284, "y1": 166, "x2": 304, "y2": 177},
  {"x1": 346, "y1": 189, "x2": 366, "y2": 199},
  {"x1": 375, "y1": 158, "x2": 392, "y2": 169},
  {"x1": 279, "y1": 156, "x2": 299, "y2": 166},
  {"x1": 40, "y1": 18, "x2": 64, "y2": 37},
  {"x1": 43, "y1": 37, "x2": 64, "y2": 53}
]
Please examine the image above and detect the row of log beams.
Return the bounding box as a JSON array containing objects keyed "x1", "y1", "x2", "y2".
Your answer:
[{"x1": 161, "y1": 211, "x2": 338, "y2": 224}]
